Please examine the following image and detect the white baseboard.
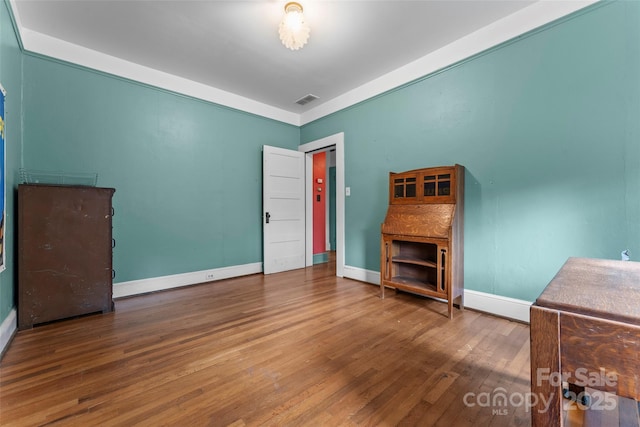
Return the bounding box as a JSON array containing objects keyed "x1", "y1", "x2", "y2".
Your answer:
[
  {"x1": 343, "y1": 265, "x2": 532, "y2": 323},
  {"x1": 114, "y1": 262, "x2": 531, "y2": 322},
  {"x1": 1, "y1": 264, "x2": 530, "y2": 359},
  {"x1": 463, "y1": 289, "x2": 531, "y2": 323},
  {"x1": 1, "y1": 308, "x2": 17, "y2": 357},
  {"x1": 343, "y1": 265, "x2": 381, "y2": 284},
  {"x1": 113, "y1": 262, "x2": 263, "y2": 299}
]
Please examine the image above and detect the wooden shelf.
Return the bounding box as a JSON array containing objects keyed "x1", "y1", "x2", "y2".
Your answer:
[
  {"x1": 391, "y1": 276, "x2": 438, "y2": 293},
  {"x1": 392, "y1": 256, "x2": 437, "y2": 268}
]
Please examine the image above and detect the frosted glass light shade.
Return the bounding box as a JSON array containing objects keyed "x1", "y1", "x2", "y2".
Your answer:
[{"x1": 278, "y1": 2, "x2": 310, "y2": 50}]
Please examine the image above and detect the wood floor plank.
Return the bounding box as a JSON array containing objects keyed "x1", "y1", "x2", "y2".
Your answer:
[{"x1": 0, "y1": 258, "x2": 533, "y2": 426}]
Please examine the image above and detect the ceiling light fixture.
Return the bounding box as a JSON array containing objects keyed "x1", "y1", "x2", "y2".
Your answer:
[{"x1": 278, "y1": 2, "x2": 310, "y2": 51}]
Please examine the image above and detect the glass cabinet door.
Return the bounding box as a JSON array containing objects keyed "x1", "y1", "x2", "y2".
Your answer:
[
  {"x1": 423, "y1": 173, "x2": 451, "y2": 198},
  {"x1": 393, "y1": 175, "x2": 417, "y2": 199},
  {"x1": 423, "y1": 174, "x2": 436, "y2": 197},
  {"x1": 437, "y1": 174, "x2": 451, "y2": 196}
]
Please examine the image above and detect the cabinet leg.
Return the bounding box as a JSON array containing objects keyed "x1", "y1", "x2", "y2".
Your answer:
[
  {"x1": 380, "y1": 284, "x2": 385, "y2": 299},
  {"x1": 530, "y1": 306, "x2": 563, "y2": 426}
]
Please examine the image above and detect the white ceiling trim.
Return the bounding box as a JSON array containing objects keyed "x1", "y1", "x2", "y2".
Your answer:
[
  {"x1": 9, "y1": 0, "x2": 598, "y2": 128},
  {"x1": 17, "y1": 28, "x2": 301, "y2": 126},
  {"x1": 300, "y1": 0, "x2": 599, "y2": 125}
]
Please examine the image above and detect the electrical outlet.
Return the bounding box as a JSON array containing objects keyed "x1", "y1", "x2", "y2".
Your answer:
[{"x1": 205, "y1": 272, "x2": 216, "y2": 281}]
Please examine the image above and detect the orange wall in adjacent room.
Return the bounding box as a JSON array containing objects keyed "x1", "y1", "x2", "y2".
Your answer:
[{"x1": 313, "y1": 152, "x2": 326, "y2": 254}]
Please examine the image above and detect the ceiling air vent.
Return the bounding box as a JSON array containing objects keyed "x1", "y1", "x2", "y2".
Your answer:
[{"x1": 295, "y1": 94, "x2": 319, "y2": 106}]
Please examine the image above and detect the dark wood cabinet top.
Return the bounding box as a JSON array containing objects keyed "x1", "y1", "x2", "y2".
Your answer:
[
  {"x1": 19, "y1": 183, "x2": 115, "y2": 192},
  {"x1": 535, "y1": 257, "x2": 640, "y2": 325}
]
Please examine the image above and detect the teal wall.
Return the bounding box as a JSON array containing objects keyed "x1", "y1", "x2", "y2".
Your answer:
[
  {"x1": 0, "y1": 1, "x2": 23, "y2": 323},
  {"x1": 21, "y1": 56, "x2": 300, "y2": 283},
  {"x1": 301, "y1": 1, "x2": 640, "y2": 301}
]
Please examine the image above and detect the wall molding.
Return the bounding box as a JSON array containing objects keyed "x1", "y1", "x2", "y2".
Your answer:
[
  {"x1": 113, "y1": 262, "x2": 263, "y2": 299},
  {"x1": 342, "y1": 265, "x2": 532, "y2": 323},
  {"x1": 8, "y1": 0, "x2": 596, "y2": 127},
  {"x1": 463, "y1": 289, "x2": 532, "y2": 323},
  {"x1": 13, "y1": 28, "x2": 299, "y2": 126},
  {"x1": 0, "y1": 308, "x2": 17, "y2": 358},
  {"x1": 300, "y1": 0, "x2": 598, "y2": 124},
  {"x1": 343, "y1": 265, "x2": 381, "y2": 286}
]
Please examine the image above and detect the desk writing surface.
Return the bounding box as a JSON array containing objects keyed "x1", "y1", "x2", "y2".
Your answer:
[{"x1": 535, "y1": 257, "x2": 640, "y2": 325}]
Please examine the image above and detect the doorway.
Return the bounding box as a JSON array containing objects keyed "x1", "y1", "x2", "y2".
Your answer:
[
  {"x1": 299, "y1": 133, "x2": 344, "y2": 277},
  {"x1": 309, "y1": 149, "x2": 334, "y2": 266}
]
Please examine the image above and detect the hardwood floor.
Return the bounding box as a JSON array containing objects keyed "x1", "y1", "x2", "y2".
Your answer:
[{"x1": 1, "y1": 260, "x2": 532, "y2": 426}]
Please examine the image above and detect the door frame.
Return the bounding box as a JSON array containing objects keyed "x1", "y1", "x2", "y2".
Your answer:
[{"x1": 299, "y1": 132, "x2": 344, "y2": 277}]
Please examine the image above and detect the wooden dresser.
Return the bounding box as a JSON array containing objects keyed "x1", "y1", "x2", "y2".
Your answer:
[
  {"x1": 18, "y1": 184, "x2": 116, "y2": 329},
  {"x1": 530, "y1": 257, "x2": 640, "y2": 426},
  {"x1": 380, "y1": 165, "x2": 464, "y2": 318}
]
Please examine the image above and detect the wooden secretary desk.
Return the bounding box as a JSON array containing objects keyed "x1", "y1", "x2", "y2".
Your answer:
[{"x1": 380, "y1": 165, "x2": 464, "y2": 319}]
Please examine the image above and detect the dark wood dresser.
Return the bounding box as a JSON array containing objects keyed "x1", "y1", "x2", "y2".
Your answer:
[
  {"x1": 530, "y1": 257, "x2": 640, "y2": 426},
  {"x1": 18, "y1": 184, "x2": 116, "y2": 329}
]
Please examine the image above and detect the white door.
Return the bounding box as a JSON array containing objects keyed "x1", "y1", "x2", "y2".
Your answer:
[{"x1": 263, "y1": 145, "x2": 306, "y2": 274}]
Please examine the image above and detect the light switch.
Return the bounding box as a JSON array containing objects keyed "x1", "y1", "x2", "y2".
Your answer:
[{"x1": 345, "y1": 187, "x2": 351, "y2": 196}]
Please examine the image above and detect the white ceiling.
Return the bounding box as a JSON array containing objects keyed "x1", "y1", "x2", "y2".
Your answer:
[{"x1": 10, "y1": 0, "x2": 595, "y2": 125}]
